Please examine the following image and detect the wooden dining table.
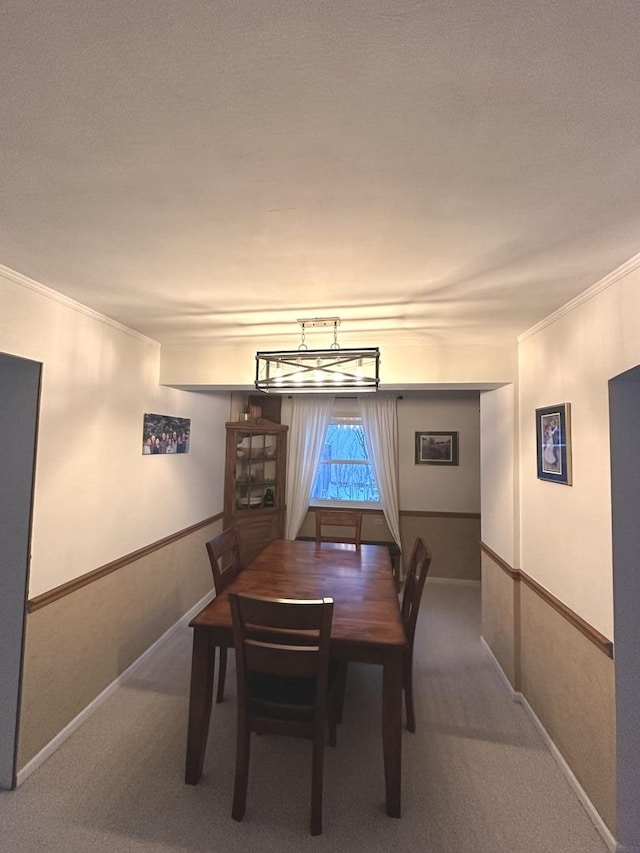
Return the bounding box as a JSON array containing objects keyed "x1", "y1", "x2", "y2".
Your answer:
[{"x1": 184, "y1": 538, "x2": 407, "y2": 817}]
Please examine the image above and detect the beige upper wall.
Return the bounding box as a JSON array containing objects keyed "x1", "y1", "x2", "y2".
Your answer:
[
  {"x1": 398, "y1": 394, "x2": 480, "y2": 513},
  {"x1": 160, "y1": 339, "x2": 518, "y2": 388},
  {"x1": 518, "y1": 256, "x2": 640, "y2": 639},
  {"x1": 480, "y1": 384, "x2": 516, "y2": 566},
  {"x1": 0, "y1": 268, "x2": 229, "y2": 598}
]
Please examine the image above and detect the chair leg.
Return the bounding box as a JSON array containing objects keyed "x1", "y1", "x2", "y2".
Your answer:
[
  {"x1": 232, "y1": 722, "x2": 250, "y2": 822},
  {"x1": 216, "y1": 647, "x2": 227, "y2": 704},
  {"x1": 310, "y1": 728, "x2": 325, "y2": 835},
  {"x1": 404, "y1": 649, "x2": 416, "y2": 733},
  {"x1": 335, "y1": 661, "x2": 349, "y2": 725}
]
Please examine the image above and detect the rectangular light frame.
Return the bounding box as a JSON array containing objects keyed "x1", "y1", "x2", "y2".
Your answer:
[{"x1": 255, "y1": 347, "x2": 380, "y2": 394}]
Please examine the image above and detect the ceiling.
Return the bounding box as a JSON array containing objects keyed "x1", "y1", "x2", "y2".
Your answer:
[{"x1": 1, "y1": 1, "x2": 639, "y2": 349}]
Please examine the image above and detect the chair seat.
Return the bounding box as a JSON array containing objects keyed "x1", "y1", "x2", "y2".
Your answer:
[{"x1": 248, "y1": 662, "x2": 341, "y2": 722}]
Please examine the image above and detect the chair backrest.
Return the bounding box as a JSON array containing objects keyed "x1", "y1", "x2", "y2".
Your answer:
[
  {"x1": 401, "y1": 537, "x2": 432, "y2": 645},
  {"x1": 206, "y1": 527, "x2": 244, "y2": 594},
  {"x1": 315, "y1": 510, "x2": 363, "y2": 548},
  {"x1": 229, "y1": 594, "x2": 334, "y2": 712}
]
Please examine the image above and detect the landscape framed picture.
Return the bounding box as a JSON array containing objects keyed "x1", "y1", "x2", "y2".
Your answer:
[
  {"x1": 415, "y1": 431, "x2": 459, "y2": 466},
  {"x1": 536, "y1": 403, "x2": 572, "y2": 485}
]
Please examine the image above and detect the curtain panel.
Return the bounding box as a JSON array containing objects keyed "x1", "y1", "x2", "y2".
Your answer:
[
  {"x1": 284, "y1": 396, "x2": 334, "y2": 540},
  {"x1": 359, "y1": 394, "x2": 402, "y2": 563}
]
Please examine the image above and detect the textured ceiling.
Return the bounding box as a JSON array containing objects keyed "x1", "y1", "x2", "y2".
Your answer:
[{"x1": 1, "y1": 1, "x2": 639, "y2": 347}]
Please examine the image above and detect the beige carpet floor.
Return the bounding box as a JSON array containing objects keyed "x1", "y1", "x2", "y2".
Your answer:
[{"x1": 0, "y1": 582, "x2": 609, "y2": 852}]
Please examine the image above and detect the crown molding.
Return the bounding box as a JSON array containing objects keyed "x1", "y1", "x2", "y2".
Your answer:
[
  {"x1": 518, "y1": 251, "x2": 640, "y2": 344},
  {"x1": 0, "y1": 262, "x2": 157, "y2": 345}
]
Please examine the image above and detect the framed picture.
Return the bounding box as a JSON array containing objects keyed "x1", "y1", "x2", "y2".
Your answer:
[
  {"x1": 142, "y1": 413, "x2": 191, "y2": 455},
  {"x1": 415, "y1": 431, "x2": 459, "y2": 466},
  {"x1": 536, "y1": 403, "x2": 572, "y2": 485}
]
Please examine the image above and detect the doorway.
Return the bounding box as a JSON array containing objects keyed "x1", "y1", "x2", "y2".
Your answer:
[
  {"x1": 0, "y1": 352, "x2": 41, "y2": 789},
  {"x1": 609, "y1": 364, "x2": 640, "y2": 851}
]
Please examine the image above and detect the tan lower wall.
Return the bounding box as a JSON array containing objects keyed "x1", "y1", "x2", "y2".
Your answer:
[
  {"x1": 481, "y1": 548, "x2": 616, "y2": 836},
  {"x1": 18, "y1": 517, "x2": 221, "y2": 769},
  {"x1": 481, "y1": 551, "x2": 518, "y2": 687},
  {"x1": 399, "y1": 513, "x2": 480, "y2": 581},
  {"x1": 519, "y1": 582, "x2": 616, "y2": 835},
  {"x1": 299, "y1": 509, "x2": 481, "y2": 581}
]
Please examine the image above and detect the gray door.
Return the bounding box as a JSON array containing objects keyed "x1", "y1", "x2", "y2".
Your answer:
[
  {"x1": 0, "y1": 352, "x2": 41, "y2": 789},
  {"x1": 609, "y1": 365, "x2": 640, "y2": 850}
]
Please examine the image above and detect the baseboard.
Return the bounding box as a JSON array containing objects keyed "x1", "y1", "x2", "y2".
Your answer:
[
  {"x1": 479, "y1": 637, "x2": 521, "y2": 703},
  {"x1": 16, "y1": 589, "x2": 215, "y2": 787},
  {"x1": 518, "y1": 692, "x2": 618, "y2": 853},
  {"x1": 480, "y1": 637, "x2": 618, "y2": 853}
]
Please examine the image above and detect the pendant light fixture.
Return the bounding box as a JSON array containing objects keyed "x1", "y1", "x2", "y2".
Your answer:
[{"x1": 255, "y1": 318, "x2": 380, "y2": 394}]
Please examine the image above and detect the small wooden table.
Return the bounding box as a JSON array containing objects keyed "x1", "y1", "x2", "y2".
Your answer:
[{"x1": 185, "y1": 539, "x2": 407, "y2": 817}]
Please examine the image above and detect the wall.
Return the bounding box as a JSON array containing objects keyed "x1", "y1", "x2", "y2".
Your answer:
[
  {"x1": 480, "y1": 385, "x2": 518, "y2": 684},
  {"x1": 0, "y1": 266, "x2": 229, "y2": 598},
  {"x1": 398, "y1": 393, "x2": 480, "y2": 513},
  {"x1": 0, "y1": 266, "x2": 229, "y2": 776},
  {"x1": 291, "y1": 391, "x2": 482, "y2": 580},
  {"x1": 19, "y1": 519, "x2": 219, "y2": 769},
  {"x1": 519, "y1": 262, "x2": 640, "y2": 639},
  {"x1": 160, "y1": 338, "x2": 517, "y2": 389},
  {"x1": 480, "y1": 384, "x2": 516, "y2": 566},
  {"x1": 398, "y1": 393, "x2": 481, "y2": 579},
  {"x1": 480, "y1": 254, "x2": 640, "y2": 844}
]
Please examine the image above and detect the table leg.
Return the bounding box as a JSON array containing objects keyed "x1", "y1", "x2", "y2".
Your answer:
[
  {"x1": 382, "y1": 646, "x2": 403, "y2": 817},
  {"x1": 185, "y1": 627, "x2": 216, "y2": 785}
]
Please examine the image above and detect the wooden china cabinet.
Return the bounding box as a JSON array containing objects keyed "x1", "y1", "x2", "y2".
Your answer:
[{"x1": 223, "y1": 418, "x2": 288, "y2": 566}]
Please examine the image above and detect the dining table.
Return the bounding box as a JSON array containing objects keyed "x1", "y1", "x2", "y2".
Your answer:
[{"x1": 184, "y1": 538, "x2": 407, "y2": 817}]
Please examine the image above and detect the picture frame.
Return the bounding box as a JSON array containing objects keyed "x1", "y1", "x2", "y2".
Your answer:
[
  {"x1": 535, "y1": 403, "x2": 572, "y2": 485},
  {"x1": 415, "y1": 431, "x2": 459, "y2": 466},
  {"x1": 142, "y1": 413, "x2": 191, "y2": 455}
]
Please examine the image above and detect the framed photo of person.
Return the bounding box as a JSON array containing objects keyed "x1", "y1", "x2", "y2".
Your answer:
[
  {"x1": 536, "y1": 403, "x2": 572, "y2": 485},
  {"x1": 414, "y1": 431, "x2": 459, "y2": 465}
]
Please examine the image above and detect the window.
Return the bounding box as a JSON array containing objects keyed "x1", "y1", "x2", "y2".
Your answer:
[{"x1": 311, "y1": 417, "x2": 379, "y2": 504}]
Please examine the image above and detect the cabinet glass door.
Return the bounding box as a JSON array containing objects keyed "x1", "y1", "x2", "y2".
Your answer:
[{"x1": 235, "y1": 432, "x2": 278, "y2": 511}]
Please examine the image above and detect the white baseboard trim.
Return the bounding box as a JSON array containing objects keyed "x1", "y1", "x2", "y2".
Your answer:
[
  {"x1": 427, "y1": 577, "x2": 481, "y2": 587},
  {"x1": 479, "y1": 637, "x2": 521, "y2": 703},
  {"x1": 480, "y1": 636, "x2": 618, "y2": 853},
  {"x1": 16, "y1": 589, "x2": 215, "y2": 787},
  {"x1": 519, "y1": 692, "x2": 618, "y2": 853}
]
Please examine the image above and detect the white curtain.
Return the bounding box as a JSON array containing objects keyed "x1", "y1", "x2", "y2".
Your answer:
[
  {"x1": 285, "y1": 395, "x2": 334, "y2": 540},
  {"x1": 359, "y1": 394, "x2": 402, "y2": 562}
]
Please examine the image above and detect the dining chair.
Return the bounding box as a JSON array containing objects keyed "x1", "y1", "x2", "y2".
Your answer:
[
  {"x1": 228, "y1": 593, "x2": 338, "y2": 836},
  {"x1": 401, "y1": 536, "x2": 432, "y2": 732},
  {"x1": 205, "y1": 527, "x2": 244, "y2": 703},
  {"x1": 315, "y1": 509, "x2": 363, "y2": 549}
]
